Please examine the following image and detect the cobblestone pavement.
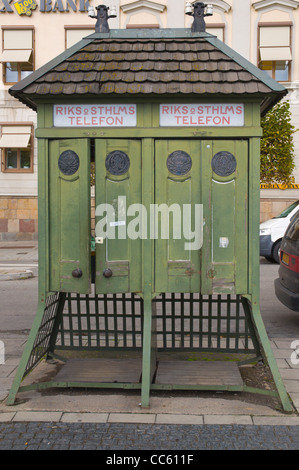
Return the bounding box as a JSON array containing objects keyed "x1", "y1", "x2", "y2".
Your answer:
[{"x1": 1, "y1": 422, "x2": 299, "y2": 450}]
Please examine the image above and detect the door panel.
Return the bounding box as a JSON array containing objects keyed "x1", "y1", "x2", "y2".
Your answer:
[
  {"x1": 95, "y1": 139, "x2": 142, "y2": 294},
  {"x1": 49, "y1": 139, "x2": 90, "y2": 293},
  {"x1": 155, "y1": 139, "x2": 248, "y2": 295},
  {"x1": 202, "y1": 140, "x2": 248, "y2": 294},
  {"x1": 154, "y1": 140, "x2": 202, "y2": 293},
  {"x1": 48, "y1": 138, "x2": 247, "y2": 297}
]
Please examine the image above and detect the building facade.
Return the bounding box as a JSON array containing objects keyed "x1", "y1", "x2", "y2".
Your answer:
[{"x1": 1, "y1": 0, "x2": 299, "y2": 240}]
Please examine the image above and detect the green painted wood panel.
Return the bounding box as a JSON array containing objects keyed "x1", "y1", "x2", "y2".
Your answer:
[
  {"x1": 201, "y1": 140, "x2": 248, "y2": 294},
  {"x1": 49, "y1": 139, "x2": 91, "y2": 294},
  {"x1": 95, "y1": 139, "x2": 142, "y2": 294},
  {"x1": 154, "y1": 140, "x2": 201, "y2": 293}
]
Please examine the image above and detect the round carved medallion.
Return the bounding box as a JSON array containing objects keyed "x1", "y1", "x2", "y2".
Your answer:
[
  {"x1": 167, "y1": 150, "x2": 192, "y2": 176},
  {"x1": 105, "y1": 150, "x2": 130, "y2": 175},
  {"x1": 58, "y1": 150, "x2": 80, "y2": 176},
  {"x1": 211, "y1": 151, "x2": 237, "y2": 177}
]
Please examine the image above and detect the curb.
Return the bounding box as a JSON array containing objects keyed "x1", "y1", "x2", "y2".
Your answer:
[
  {"x1": 1, "y1": 410, "x2": 299, "y2": 426},
  {"x1": 0, "y1": 270, "x2": 34, "y2": 281}
]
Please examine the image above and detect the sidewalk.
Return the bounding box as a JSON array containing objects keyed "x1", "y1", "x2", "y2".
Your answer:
[
  {"x1": 1, "y1": 242, "x2": 299, "y2": 426},
  {"x1": 0, "y1": 241, "x2": 38, "y2": 280}
]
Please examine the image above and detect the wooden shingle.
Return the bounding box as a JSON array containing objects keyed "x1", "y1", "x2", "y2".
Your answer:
[{"x1": 9, "y1": 31, "x2": 287, "y2": 114}]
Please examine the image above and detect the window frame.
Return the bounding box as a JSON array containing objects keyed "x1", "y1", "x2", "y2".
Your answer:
[
  {"x1": 1, "y1": 26, "x2": 35, "y2": 85},
  {"x1": 0, "y1": 123, "x2": 34, "y2": 174},
  {"x1": 64, "y1": 25, "x2": 94, "y2": 49},
  {"x1": 205, "y1": 23, "x2": 225, "y2": 42},
  {"x1": 258, "y1": 22, "x2": 292, "y2": 82}
]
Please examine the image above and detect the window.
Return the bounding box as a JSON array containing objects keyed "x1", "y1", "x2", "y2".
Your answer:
[
  {"x1": 65, "y1": 27, "x2": 94, "y2": 49},
  {"x1": 258, "y1": 24, "x2": 292, "y2": 81},
  {"x1": 0, "y1": 124, "x2": 34, "y2": 173},
  {"x1": 1, "y1": 28, "x2": 34, "y2": 84},
  {"x1": 206, "y1": 25, "x2": 225, "y2": 42},
  {"x1": 274, "y1": 201, "x2": 299, "y2": 219},
  {"x1": 285, "y1": 214, "x2": 299, "y2": 241}
]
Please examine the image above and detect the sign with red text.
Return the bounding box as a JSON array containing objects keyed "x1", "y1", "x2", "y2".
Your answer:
[
  {"x1": 160, "y1": 104, "x2": 244, "y2": 127},
  {"x1": 53, "y1": 105, "x2": 137, "y2": 127}
]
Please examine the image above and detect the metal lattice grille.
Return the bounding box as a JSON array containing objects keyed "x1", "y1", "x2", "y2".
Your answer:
[
  {"x1": 154, "y1": 294, "x2": 258, "y2": 353},
  {"x1": 55, "y1": 292, "x2": 259, "y2": 355},
  {"x1": 57, "y1": 293, "x2": 144, "y2": 350},
  {"x1": 24, "y1": 292, "x2": 61, "y2": 376}
]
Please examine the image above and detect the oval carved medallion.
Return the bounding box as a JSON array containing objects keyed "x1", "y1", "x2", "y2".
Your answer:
[
  {"x1": 58, "y1": 150, "x2": 80, "y2": 176},
  {"x1": 105, "y1": 150, "x2": 130, "y2": 175},
  {"x1": 167, "y1": 150, "x2": 192, "y2": 176},
  {"x1": 211, "y1": 151, "x2": 237, "y2": 177}
]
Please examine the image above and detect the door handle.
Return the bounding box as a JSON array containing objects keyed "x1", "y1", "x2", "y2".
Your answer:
[
  {"x1": 72, "y1": 268, "x2": 83, "y2": 278},
  {"x1": 103, "y1": 268, "x2": 112, "y2": 278}
]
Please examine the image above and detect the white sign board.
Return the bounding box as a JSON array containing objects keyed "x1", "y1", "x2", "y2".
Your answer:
[
  {"x1": 53, "y1": 104, "x2": 137, "y2": 127},
  {"x1": 160, "y1": 104, "x2": 244, "y2": 127}
]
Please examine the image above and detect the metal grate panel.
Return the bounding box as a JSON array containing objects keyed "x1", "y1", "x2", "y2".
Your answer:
[
  {"x1": 57, "y1": 292, "x2": 144, "y2": 350},
  {"x1": 24, "y1": 292, "x2": 61, "y2": 376},
  {"x1": 154, "y1": 293, "x2": 258, "y2": 353},
  {"x1": 55, "y1": 291, "x2": 259, "y2": 355}
]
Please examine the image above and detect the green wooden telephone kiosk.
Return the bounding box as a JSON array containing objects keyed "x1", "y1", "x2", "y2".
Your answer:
[{"x1": 7, "y1": 27, "x2": 293, "y2": 412}]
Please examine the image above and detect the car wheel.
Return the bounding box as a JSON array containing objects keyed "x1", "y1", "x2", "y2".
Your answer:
[
  {"x1": 272, "y1": 241, "x2": 281, "y2": 264},
  {"x1": 265, "y1": 256, "x2": 275, "y2": 263}
]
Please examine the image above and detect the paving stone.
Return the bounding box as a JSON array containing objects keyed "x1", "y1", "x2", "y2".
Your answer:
[
  {"x1": 272, "y1": 349, "x2": 293, "y2": 359},
  {"x1": 0, "y1": 412, "x2": 15, "y2": 422},
  {"x1": 108, "y1": 413, "x2": 156, "y2": 424},
  {"x1": 61, "y1": 412, "x2": 108, "y2": 423},
  {"x1": 13, "y1": 411, "x2": 63, "y2": 422},
  {"x1": 280, "y1": 368, "x2": 299, "y2": 379},
  {"x1": 156, "y1": 414, "x2": 203, "y2": 425},
  {"x1": 285, "y1": 380, "x2": 299, "y2": 393},
  {"x1": 204, "y1": 415, "x2": 253, "y2": 425},
  {"x1": 253, "y1": 416, "x2": 299, "y2": 426}
]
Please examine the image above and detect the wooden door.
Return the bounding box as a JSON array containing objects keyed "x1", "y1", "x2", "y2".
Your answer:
[
  {"x1": 154, "y1": 140, "x2": 202, "y2": 293},
  {"x1": 95, "y1": 139, "x2": 142, "y2": 294},
  {"x1": 201, "y1": 140, "x2": 248, "y2": 294},
  {"x1": 49, "y1": 139, "x2": 91, "y2": 293}
]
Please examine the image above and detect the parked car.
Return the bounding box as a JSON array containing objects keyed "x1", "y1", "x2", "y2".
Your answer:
[
  {"x1": 260, "y1": 200, "x2": 299, "y2": 263},
  {"x1": 275, "y1": 211, "x2": 299, "y2": 311}
]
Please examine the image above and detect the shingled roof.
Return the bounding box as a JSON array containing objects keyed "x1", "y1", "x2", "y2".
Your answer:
[{"x1": 9, "y1": 29, "x2": 287, "y2": 115}]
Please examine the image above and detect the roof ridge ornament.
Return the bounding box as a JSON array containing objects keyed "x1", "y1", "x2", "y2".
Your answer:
[
  {"x1": 88, "y1": 4, "x2": 117, "y2": 33},
  {"x1": 185, "y1": 2, "x2": 213, "y2": 32}
]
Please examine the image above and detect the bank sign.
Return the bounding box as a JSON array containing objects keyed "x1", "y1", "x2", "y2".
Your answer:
[{"x1": 0, "y1": 0, "x2": 90, "y2": 14}]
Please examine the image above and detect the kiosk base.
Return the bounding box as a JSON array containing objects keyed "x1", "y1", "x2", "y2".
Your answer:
[
  {"x1": 55, "y1": 358, "x2": 142, "y2": 385},
  {"x1": 155, "y1": 360, "x2": 243, "y2": 389}
]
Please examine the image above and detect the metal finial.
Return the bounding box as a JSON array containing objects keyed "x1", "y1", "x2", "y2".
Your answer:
[
  {"x1": 185, "y1": 2, "x2": 213, "y2": 33},
  {"x1": 88, "y1": 4, "x2": 117, "y2": 33}
]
